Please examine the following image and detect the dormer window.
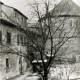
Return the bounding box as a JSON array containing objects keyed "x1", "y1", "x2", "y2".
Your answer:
[{"x1": 15, "y1": 12, "x2": 17, "y2": 17}]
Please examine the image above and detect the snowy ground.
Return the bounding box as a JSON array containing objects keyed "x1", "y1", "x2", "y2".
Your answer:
[
  {"x1": 7, "y1": 70, "x2": 80, "y2": 80},
  {"x1": 24, "y1": 73, "x2": 41, "y2": 80},
  {"x1": 8, "y1": 72, "x2": 41, "y2": 80}
]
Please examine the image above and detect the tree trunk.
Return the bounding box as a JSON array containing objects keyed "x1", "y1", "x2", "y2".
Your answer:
[
  {"x1": 43, "y1": 74, "x2": 48, "y2": 80},
  {"x1": 43, "y1": 70, "x2": 48, "y2": 80}
]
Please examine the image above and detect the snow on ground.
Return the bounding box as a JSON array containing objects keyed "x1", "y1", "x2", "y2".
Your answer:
[{"x1": 24, "y1": 73, "x2": 41, "y2": 80}]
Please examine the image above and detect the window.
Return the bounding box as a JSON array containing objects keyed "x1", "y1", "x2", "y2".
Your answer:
[
  {"x1": 21, "y1": 17, "x2": 23, "y2": 24},
  {"x1": 20, "y1": 36, "x2": 24, "y2": 45},
  {"x1": 69, "y1": 20, "x2": 72, "y2": 26},
  {"x1": 19, "y1": 57, "x2": 22, "y2": 64},
  {"x1": 76, "y1": 20, "x2": 79, "y2": 26},
  {"x1": 0, "y1": 31, "x2": 2, "y2": 43},
  {"x1": 17, "y1": 34, "x2": 25, "y2": 45},
  {"x1": 17, "y1": 34, "x2": 20, "y2": 45},
  {"x1": 6, "y1": 58, "x2": 9, "y2": 67},
  {"x1": 24, "y1": 37, "x2": 27, "y2": 45},
  {"x1": 24, "y1": 18, "x2": 27, "y2": 25},
  {"x1": 15, "y1": 12, "x2": 17, "y2": 17},
  {"x1": 7, "y1": 32, "x2": 11, "y2": 44}
]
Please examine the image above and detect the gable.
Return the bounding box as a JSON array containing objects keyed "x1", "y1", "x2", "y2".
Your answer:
[{"x1": 50, "y1": 0, "x2": 80, "y2": 16}]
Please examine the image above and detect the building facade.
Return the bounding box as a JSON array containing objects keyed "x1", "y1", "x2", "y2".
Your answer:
[
  {"x1": 0, "y1": 2, "x2": 28, "y2": 80},
  {"x1": 46, "y1": 0, "x2": 80, "y2": 79}
]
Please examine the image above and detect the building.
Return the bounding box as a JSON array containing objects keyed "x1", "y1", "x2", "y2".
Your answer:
[
  {"x1": 0, "y1": 1, "x2": 28, "y2": 80},
  {"x1": 51, "y1": 0, "x2": 80, "y2": 59},
  {"x1": 18, "y1": 0, "x2": 80, "y2": 79},
  {"x1": 30, "y1": 0, "x2": 80, "y2": 79},
  {"x1": 45, "y1": 0, "x2": 80, "y2": 57},
  {"x1": 46, "y1": 0, "x2": 80, "y2": 79}
]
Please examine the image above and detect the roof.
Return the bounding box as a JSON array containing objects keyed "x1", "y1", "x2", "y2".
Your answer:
[
  {"x1": 50, "y1": 0, "x2": 80, "y2": 16},
  {"x1": 1, "y1": 1, "x2": 28, "y2": 19},
  {"x1": 14, "y1": 8, "x2": 28, "y2": 19},
  {"x1": 0, "y1": 18, "x2": 26, "y2": 33},
  {"x1": 0, "y1": 1, "x2": 3, "y2": 4}
]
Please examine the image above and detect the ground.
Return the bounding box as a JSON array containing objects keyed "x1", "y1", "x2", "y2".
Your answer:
[{"x1": 7, "y1": 70, "x2": 80, "y2": 80}]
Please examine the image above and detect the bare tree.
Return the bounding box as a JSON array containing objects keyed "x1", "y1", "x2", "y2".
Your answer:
[
  {"x1": 25, "y1": 0, "x2": 80, "y2": 80},
  {"x1": 1, "y1": 0, "x2": 79, "y2": 80},
  {"x1": 64, "y1": 63, "x2": 78, "y2": 80}
]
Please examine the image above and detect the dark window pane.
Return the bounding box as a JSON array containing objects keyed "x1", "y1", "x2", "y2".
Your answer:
[
  {"x1": 7, "y1": 32, "x2": 11, "y2": 44},
  {"x1": 20, "y1": 36, "x2": 23, "y2": 45},
  {"x1": 17, "y1": 34, "x2": 20, "y2": 45},
  {"x1": 6, "y1": 58, "x2": 9, "y2": 67},
  {"x1": 0, "y1": 31, "x2": 2, "y2": 43}
]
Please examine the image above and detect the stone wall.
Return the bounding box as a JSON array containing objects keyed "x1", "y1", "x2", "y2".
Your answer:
[{"x1": 0, "y1": 23, "x2": 27, "y2": 80}]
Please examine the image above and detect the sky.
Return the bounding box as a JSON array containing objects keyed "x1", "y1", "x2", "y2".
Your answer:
[{"x1": 1, "y1": 0, "x2": 80, "y2": 22}]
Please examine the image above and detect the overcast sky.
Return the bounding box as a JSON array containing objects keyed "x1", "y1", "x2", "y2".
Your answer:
[{"x1": 1, "y1": 0, "x2": 80, "y2": 22}]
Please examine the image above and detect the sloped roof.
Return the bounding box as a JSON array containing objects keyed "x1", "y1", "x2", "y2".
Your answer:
[
  {"x1": 0, "y1": 1, "x2": 28, "y2": 19},
  {"x1": 0, "y1": 1, "x2": 3, "y2": 4},
  {"x1": 50, "y1": 0, "x2": 80, "y2": 16},
  {"x1": 14, "y1": 8, "x2": 28, "y2": 19}
]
